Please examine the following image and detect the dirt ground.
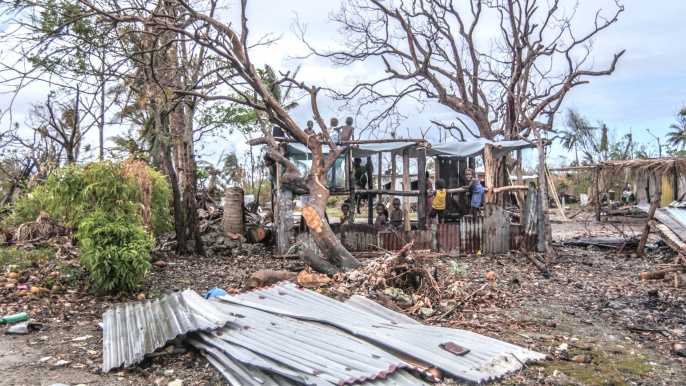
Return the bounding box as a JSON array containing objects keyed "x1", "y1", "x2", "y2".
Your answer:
[{"x1": 2, "y1": 212, "x2": 686, "y2": 386}]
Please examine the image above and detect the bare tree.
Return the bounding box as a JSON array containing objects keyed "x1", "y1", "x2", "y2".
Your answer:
[
  {"x1": 69, "y1": 0, "x2": 359, "y2": 271},
  {"x1": 299, "y1": 0, "x2": 624, "y2": 261}
]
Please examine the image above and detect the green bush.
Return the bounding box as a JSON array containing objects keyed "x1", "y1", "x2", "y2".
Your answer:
[
  {"x1": 76, "y1": 212, "x2": 153, "y2": 294},
  {"x1": 8, "y1": 160, "x2": 171, "y2": 294}
]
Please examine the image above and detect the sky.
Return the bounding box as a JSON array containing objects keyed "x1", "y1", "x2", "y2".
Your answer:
[{"x1": 2, "y1": 0, "x2": 685, "y2": 168}]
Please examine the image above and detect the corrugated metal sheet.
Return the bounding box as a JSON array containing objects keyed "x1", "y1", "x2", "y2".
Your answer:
[
  {"x1": 509, "y1": 224, "x2": 537, "y2": 251},
  {"x1": 482, "y1": 205, "x2": 510, "y2": 254},
  {"x1": 664, "y1": 207, "x2": 686, "y2": 232},
  {"x1": 340, "y1": 224, "x2": 378, "y2": 252},
  {"x1": 102, "y1": 289, "x2": 235, "y2": 372},
  {"x1": 345, "y1": 295, "x2": 420, "y2": 325},
  {"x1": 379, "y1": 230, "x2": 432, "y2": 251},
  {"x1": 436, "y1": 223, "x2": 460, "y2": 253},
  {"x1": 654, "y1": 223, "x2": 686, "y2": 253},
  {"x1": 189, "y1": 333, "x2": 427, "y2": 386},
  {"x1": 220, "y1": 282, "x2": 546, "y2": 383},
  {"x1": 460, "y1": 215, "x2": 483, "y2": 254},
  {"x1": 204, "y1": 300, "x2": 410, "y2": 385}
]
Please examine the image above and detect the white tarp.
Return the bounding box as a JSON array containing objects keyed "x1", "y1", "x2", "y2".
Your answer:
[{"x1": 278, "y1": 138, "x2": 533, "y2": 161}]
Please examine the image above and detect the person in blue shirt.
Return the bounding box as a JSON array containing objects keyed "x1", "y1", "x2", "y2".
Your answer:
[{"x1": 463, "y1": 168, "x2": 484, "y2": 217}]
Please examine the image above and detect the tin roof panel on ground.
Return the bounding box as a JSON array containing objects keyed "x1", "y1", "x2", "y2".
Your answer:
[
  {"x1": 102, "y1": 289, "x2": 235, "y2": 372},
  {"x1": 220, "y1": 282, "x2": 546, "y2": 383},
  {"x1": 206, "y1": 299, "x2": 409, "y2": 384}
]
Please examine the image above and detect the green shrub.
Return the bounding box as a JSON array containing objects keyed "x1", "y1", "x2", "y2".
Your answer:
[
  {"x1": 76, "y1": 212, "x2": 153, "y2": 294},
  {"x1": 8, "y1": 160, "x2": 171, "y2": 294}
]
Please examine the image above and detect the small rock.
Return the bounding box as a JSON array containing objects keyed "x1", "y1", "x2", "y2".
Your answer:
[
  {"x1": 154, "y1": 377, "x2": 169, "y2": 386},
  {"x1": 154, "y1": 260, "x2": 167, "y2": 268},
  {"x1": 164, "y1": 369, "x2": 174, "y2": 376},
  {"x1": 168, "y1": 380, "x2": 183, "y2": 386},
  {"x1": 420, "y1": 307, "x2": 435, "y2": 318},
  {"x1": 40, "y1": 356, "x2": 52, "y2": 362},
  {"x1": 54, "y1": 360, "x2": 71, "y2": 367},
  {"x1": 572, "y1": 354, "x2": 592, "y2": 363}
]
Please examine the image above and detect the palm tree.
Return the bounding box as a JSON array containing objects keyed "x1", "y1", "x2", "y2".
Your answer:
[
  {"x1": 559, "y1": 108, "x2": 594, "y2": 165},
  {"x1": 666, "y1": 106, "x2": 686, "y2": 151}
]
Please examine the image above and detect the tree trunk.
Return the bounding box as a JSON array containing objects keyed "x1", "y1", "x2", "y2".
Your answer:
[
  {"x1": 535, "y1": 131, "x2": 557, "y2": 265},
  {"x1": 300, "y1": 182, "x2": 359, "y2": 274}
]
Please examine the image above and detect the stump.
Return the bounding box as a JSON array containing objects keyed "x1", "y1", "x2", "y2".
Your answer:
[{"x1": 222, "y1": 187, "x2": 244, "y2": 236}]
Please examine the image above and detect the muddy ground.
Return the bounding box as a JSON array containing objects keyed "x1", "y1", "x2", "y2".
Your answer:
[{"x1": 1, "y1": 212, "x2": 685, "y2": 386}]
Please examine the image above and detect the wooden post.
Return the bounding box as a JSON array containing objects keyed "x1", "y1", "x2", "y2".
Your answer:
[
  {"x1": 391, "y1": 151, "x2": 397, "y2": 206},
  {"x1": 483, "y1": 144, "x2": 495, "y2": 204},
  {"x1": 367, "y1": 156, "x2": 374, "y2": 225},
  {"x1": 402, "y1": 148, "x2": 410, "y2": 231},
  {"x1": 516, "y1": 149, "x2": 525, "y2": 224},
  {"x1": 347, "y1": 149, "x2": 355, "y2": 224},
  {"x1": 637, "y1": 184, "x2": 661, "y2": 256},
  {"x1": 377, "y1": 153, "x2": 383, "y2": 204},
  {"x1": 418, "y1": 147, "x2": 427, "y2": 231},
  {"x1": 277, "y1": 190, "x2": 293, "y2": 254},
  {"x1": 594, "y1": 169, "x2": 601, "y2": 222}
]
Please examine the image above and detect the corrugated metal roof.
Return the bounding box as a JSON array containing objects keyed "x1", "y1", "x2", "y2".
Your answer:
[
  {"x1": 220, "y1": 282, "x2": 546, "y2": 383},
  {"x1": 482, "y1": 206, "x2": 510, "y2": 254},
  {"x1": 102, "y1": 289, "x2": 235, "y2": 372},
  {"x1": 664, "y1": 207, "x2": 686, "y2": 233},
  {"x1": 460, "y1": 215, "x2": 483, "y2": 253},
  {"x1": 379, "y1": 230, "x2": 432, "y2": 251},
  {"x1": 206, "y1": 300, "x2": 410, "y2": 384},
  {"x1": 340, "y1": 224, "x2": 378, "y2": 252},
  {"x1": 188, "y1": 333, "x2": 428, "y2": 386},
  {"x1": 344, "y1": 295, "x2": 420, "y2": 325},
  {"x1": 437, "y1": 223, "x2": 460, "y2": 253}
]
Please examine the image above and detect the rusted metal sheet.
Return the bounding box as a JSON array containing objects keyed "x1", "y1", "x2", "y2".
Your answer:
[
  {"x1": 460, "y1": 215, "x2": 483, "y2": 253},
  {"x1": 482, "y1": 205, "x2": 510, "y2": 254},
  {"x1": 340, "y1": 224, "x2": 378, "y2": 252},
  {"x1": 379, "y1": 230, "x2": 432, "y2": 251},
  {"x1": 509, "y1": 223, "x2": 538, "y2": 251},
  {"x1": 436, "y1": 223, "x2": 460, "y2": 252}
]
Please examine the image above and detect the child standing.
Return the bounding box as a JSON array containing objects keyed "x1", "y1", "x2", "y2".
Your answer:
[
  {"x1": 374, "y1": 203, "x2": 387, "y2": 231},
  {"x1": 389, "y1": 198, "x2": 404, "y2": 230},
  {"x1": 340, "y1": 203, "x2": 350, "y2": 225},
  {"x1": 429, "y1": 179, "x2": 446, "y2": 224},
  {"x1": 463, "y1": 168, "x2": 484, "y2": 217}
]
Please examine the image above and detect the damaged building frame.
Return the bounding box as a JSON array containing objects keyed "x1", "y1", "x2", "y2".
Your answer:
[{"x1": 253, "y1": 137, "x2": 539, "y2": 255}]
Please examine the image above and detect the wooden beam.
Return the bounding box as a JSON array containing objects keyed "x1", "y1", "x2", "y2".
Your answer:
[
  {"x1": 516, "y1": 149, "x2": 525, "y2": 224},
  {"x1": 347, "y1": 149, "x2": 354, "y2": 224},
  {"x1": 367, "y1": 156, "x2": 374, "y2": 225},
  {"x1": 637, "y1": 186, "x2": 661, "y2": 256},
  {"x1": 484, "y1": 144, "x2": 495, "y2": 204},
  {"x1": 403, "y1": 149, "x2": 410, "y2": 231},
  {"x1": 377, "y1": 153, "x2": 383, "y2": 204},
  {"x1": 391, "y1": 151, "x2": 397, "y2": 205},
  {"x1": 418, "y1": 147, "x2": 427, "y2": 231}
]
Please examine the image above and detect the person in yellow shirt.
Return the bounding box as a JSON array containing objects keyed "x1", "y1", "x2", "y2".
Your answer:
[{"x1": 429, "y1": 178, "x2": 446, "y2": 224}]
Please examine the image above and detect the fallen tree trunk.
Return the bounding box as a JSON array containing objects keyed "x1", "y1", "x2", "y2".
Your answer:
[
  {"x1": 524, "y1": 253, "x2": 550, "y2": 278},
  {"x1": 300, "y1": 249, "x2": 343, "y2": 276},
  {"x1": 245, "y1": 270, "x2": 298, "y2": 289}
]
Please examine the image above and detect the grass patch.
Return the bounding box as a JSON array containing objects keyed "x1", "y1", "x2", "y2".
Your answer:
[
  {"x1": 533, "y1": 343, "x2": 656, "y2": 385},
  {"x1": 0, "y1": 247, "x2": 56, "y2": 270}
]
